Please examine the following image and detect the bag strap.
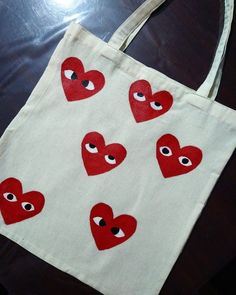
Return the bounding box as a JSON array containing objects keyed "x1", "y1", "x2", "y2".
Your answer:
[
  {"x1": 108, "y1": 0, "x2": 234, "y2": 100},
  {"x1": 108, "y1": 0, "x2": 166, "y2": 51},
  {"x1": 197, "y1": 0, "x2": 234, "y2": 100}
]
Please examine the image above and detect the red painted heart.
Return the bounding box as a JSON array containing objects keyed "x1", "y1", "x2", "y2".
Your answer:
[
  {"x1": 156, "y1": 134, "x2": 203, "y2": 178},
  {"x1": 90, "y1": 203, "x2": 137, "y2": 250},
  {"x1": 0, "y1": 178, "x2": 45, "y2": 225},
  {"x1": 61, "y1": 57, "x2": 105, "y2": 101},
  {"x1": 81, "y1": 132, "x2": 127, "y2": 176},
  {"x1": 129, "y1": 79, "x2": 173, "y2": 123}
]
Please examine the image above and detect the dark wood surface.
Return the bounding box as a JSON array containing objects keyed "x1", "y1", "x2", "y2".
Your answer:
[{"x1": 0, "y1": 0, "x2": 235, "y2": 294}]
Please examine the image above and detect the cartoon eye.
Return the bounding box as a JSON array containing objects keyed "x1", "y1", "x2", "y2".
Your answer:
[
  {"x1": 133, "y1": 92, "x2": 146, "y2": 101},
  {"x1": 21, "y1": 202, "x2": 35, "y2": 212},
  {"x1": 104, "y1": 155, "x2": 116, "y2": 165},
  {"x1": 111, "y1": 227, "x2": 125, "y2": 238},
  {"x1": 178, "y1": 156, "x2": 192, "y2": 167},
  {"x1": 150, "y1": 101, "x2": 163, "y2": 110},
  {"x1": 159, "y1": 146, "x2": 173, "y2": 156},
  {"x1": 93, "y1": 217, "x2": 106, "y2": 226},
  {"x1": 81, "y1": 80, "x2": 95, "y2": 91},
  {"x1": 64, "y1": 70, "x2": 78, "y2": 80},
  {"x1": 85, "y1": 143, "x2": 98, "y2": 153},
  {"x1": 3, "y1": 193, "x2": 17, "y2": 202}
]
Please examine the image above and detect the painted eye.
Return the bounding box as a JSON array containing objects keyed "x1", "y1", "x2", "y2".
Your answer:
[
  {"x1": 93, "y1": 217, "x2": 106, "y2": 226},
  {"x1": 21, "y1": 202, "x2": 35, "y2": 211},
  {"x1": 64, "y1": 70, "x2": 78, "y2": 80},
  {"x1": 178, "y1": 156, "x2": 192, "y2": 167},
  {"x1": 159, "y1": 146, "x2": 172, "y2": 156},
  {"x1": 81, "y1": 80, "x2": 95, "y2": 91},
  {"x1": 133, "y1": 92, "x2": 146, "y2": 101},
  {"x1": 3, "y1": 193, "x2": 17, "y2": 202},
  {"x1": 111, "y1": 227, "x2": 125, "y2": 238},
  {"x1": 150, "y1": 101, "x2": 163, "y2": 110},
  {"x1": 85, "y1": 143, "x2": 98, "y2": 153},
  {"x1": 104, "y1": 155, "x2": 116, "y2": 165}
]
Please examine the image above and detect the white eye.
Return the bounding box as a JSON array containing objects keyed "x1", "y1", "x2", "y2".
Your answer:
[
  {"x1": 178, "y1": 156, "x2": 192, "y2": 167},
  {"x1": 3, "y1": 193, "x2": 17, "y2": 202},
  {"x1": 64, "y1": 70, "x2": 78, "y2": 80},
  {"x1": 150, "y1": 101, "x2": 163, "y2": 110},
  {"x1": 21, "y1": 202, "x2": 35, "y2": 211},
  {"x1": 104, "y1": 155, "x2": 116, "y2": 165},
  {"x1": 133, "y1": 92, "x2": 146, "y2": 101},
  {"x1": 81, "y1": 80, "x2": 95, "y2": 90},
  {"x1": 160, "y1": 146, "x2": 172, "y2": 156},
  {"x1": 111, "y1": 227, "x2": 125, "y2": 238},
  {"x1": 85, "y1": 143, "x2": 98, "y2": 153},
  {"x1": 93, "y1": 216, "x2": 106, "y2": 226}
]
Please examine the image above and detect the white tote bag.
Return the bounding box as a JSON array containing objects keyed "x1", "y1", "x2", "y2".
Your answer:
[{"x1": 0, "y1": 0, "x2": 235, "y2": 294}]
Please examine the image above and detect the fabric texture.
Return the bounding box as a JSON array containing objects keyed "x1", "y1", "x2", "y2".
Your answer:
[{"x1": 0, "y1": 1, "x2": 235, "y2": 294}]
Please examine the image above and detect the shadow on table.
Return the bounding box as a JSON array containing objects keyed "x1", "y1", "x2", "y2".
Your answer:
[
  {"x1": 0, "y1": 283, "x2": 8, "y2": 295},
  {"x1": 195, "y1": 258, "x2": 236, "y2": 295}
]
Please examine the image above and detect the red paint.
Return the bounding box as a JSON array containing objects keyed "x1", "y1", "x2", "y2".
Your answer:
[
  {"x1": 61, "y1": 57, "x2": 105, "y2": 101},
  {"x1": 81, "y1": 132, "x2": 127, "y2": 176},
  {"x1": 156, "y1": 134, "x2": 203, "y2": 178},
  {"x1": 90, "y1": 203, "x2": 137, "y2": 250},
  {"x1": 129, "y1": 79, "x2": 173, "y2": 123},
  {"x1": 0, "y1": 178, "x2": 45, "y2": 225}
]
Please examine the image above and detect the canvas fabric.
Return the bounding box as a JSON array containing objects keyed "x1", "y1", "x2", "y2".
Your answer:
[{"x1": 0, "y1": 1, "x2": 235, "y2": 294}]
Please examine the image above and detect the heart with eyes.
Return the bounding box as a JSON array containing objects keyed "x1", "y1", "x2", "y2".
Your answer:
[
  {"x1": 90, "y1": 203, "x2": 137, "y2": 250},
  {"x1": 61, "y1": 57, "x2": 105, "y2": 101},
  {"x1": 156, "y1": 134, "x2": 203, "y2": 178},
  {"x1": 129, "y1": 79, "x2": 173, "y2": 123},
  {"x1": 81, "y1": 131, "x2": 127, "y2": 176},
  {"x1": 0, "y1": 177, "x2": 45, "y2": 225}
]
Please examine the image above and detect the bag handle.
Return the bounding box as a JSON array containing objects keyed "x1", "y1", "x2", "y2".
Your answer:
[
  {"x1": 108, "y1": 0, "x2": 166, "y2": 51},
  {"x1": 108, "y1": 0, "x2": 234, "y2": 100},
  {"x1": 197, "y1": 0, "x2": 234, "y2": 100}
]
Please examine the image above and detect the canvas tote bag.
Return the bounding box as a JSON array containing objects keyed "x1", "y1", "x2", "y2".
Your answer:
[{"x1": 0, "y1": 0, "x2": 235, "y2": 294}]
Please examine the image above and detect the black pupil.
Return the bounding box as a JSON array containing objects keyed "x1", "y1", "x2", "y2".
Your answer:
[
  {"x1": 89, "y1": 143, "x2": 96, "y2": 149},
  {"x1": 111, "y1": 227, "x2": 120, "y2": 235},
  {"x1": 99, "y1": 219, "x2": 106, "y2": 226},
  {"x1": 162, "y1": 148, "x2": 170, "y2": 154},
  {"x1": 82, "y1": 80, "x2": 89, "y2": 87},
  {"x1": 24, "y1": 204, "x2": 32, "y2": 211},
  {"x1": 137, "y1": 92, "x2": 143, "y2": 97},
  {"x1": 182, "y1": 158, "x2": 189, "y2": 164},
  {"x1": 108, "y1": 155, "x2": 115, "y2": 160},
  {"x1": 154, "y1": 102, "x2": 161, "y2": 107},
  {"x1": 71, "y1": 72, "x2": 77, "y2": 80},
  {"x1": 7, "y1": 194, "x2": 14, "y2": 200}
]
